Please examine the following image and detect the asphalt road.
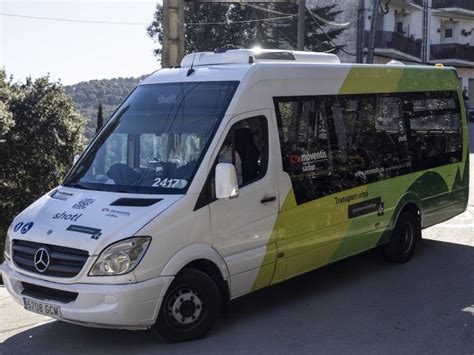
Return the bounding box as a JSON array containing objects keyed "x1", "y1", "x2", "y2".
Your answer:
[{"x1": 1, "y1": 126, "x2": 473, "y2": 354}]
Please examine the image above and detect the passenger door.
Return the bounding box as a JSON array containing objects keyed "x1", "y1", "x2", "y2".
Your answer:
[{"x1": 209, "y1": 110, "x2": 280, "y2": 297}]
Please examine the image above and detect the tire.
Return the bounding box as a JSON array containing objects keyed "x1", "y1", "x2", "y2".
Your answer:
[
  {"x1": 153, "y1": 268, "x2": 221, "y2": 342},
  {"x1": 383, "y1": 211, "x2": 421, "y2": 263}
]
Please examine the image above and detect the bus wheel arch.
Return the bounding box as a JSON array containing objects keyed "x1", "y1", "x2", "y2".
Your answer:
[
  {"x1": 183, "y1": 258, "x2": 231, "y2": 317},
  {"x1": 160, "y1": 243, "x2": 230, "y2": 281},
  {"x1": 391, "y1": 192, "x2": 423, "y2": 230},
  {"x1": 399, "y1": 202, "x2": 421, "y2": 225}
]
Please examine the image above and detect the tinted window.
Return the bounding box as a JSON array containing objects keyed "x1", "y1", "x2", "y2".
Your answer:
[
  {"x1": 194, "y1": 115, "x2": 269, "y2": 210},
  {"x1": 276, "y1": 97, "x2": 348, "y2": 204},
  {"x1": 406, "y1": 91, "x2": 461, "y2": 170},
  {"x1": 275, "y1": 91, "x2": 462, "y2": 205},
  {"x1": 218, "y1": 116, "x2": 268, "y2": 187}
]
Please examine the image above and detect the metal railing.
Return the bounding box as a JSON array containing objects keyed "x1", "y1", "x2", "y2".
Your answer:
[
  {"x1": 432, "y1": 0, "x2": 474, "y2": 11},
  {"x1": 430, "y1": 43, "x2": 474, "y2": 63},
  {"x1": 364, "y1": 31, "x2": 422, "y2": 59}
]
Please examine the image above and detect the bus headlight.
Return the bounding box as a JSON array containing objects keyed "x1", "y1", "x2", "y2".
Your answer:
[{"x1": 89, "y1": 237, "x2": 151, "y2": 276}]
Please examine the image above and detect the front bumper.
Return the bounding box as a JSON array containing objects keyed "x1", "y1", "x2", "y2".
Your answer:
[{"x1": 1, "y1": 261, "x2": 173, "y2": 330}]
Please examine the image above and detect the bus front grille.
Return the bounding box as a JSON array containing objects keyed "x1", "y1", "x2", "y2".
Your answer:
[{"x1": 12, "y1": 239, "x2": 89, "y2": 278}]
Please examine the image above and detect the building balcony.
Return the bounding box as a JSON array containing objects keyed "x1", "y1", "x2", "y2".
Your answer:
[
  {"x1": 364, "y1": 31, "x2": 422, "y2": 62},
  {"x1": 432, "y1": 0, "x2": 474, "y2": 15},
  {"x1": 430, "y1": 43, "x2": 474, "y2": 66}
]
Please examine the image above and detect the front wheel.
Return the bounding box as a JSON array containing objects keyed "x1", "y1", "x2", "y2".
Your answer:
[
  {"x1": 153, "y1": 268, "x2": 221, "y2": 342},
  {"x1": 383, "y1": 211, "x2": 421, "y2": 263}
]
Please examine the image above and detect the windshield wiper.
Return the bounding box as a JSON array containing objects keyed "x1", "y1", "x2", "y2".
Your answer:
[
  {"x1": 63, "y1": 182, "x2": 106, "y2": 191},
  {"x1": 62, "y1": 182, "x2": 89, "y2": 190},
  {"x1": 63, "y1": 182, "x2": 109, "y2": 192}
]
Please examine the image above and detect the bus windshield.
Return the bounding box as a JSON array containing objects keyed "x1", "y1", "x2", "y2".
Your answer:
[{"x1": 64, "y1": 81, "x2": 239, "y2": 194}]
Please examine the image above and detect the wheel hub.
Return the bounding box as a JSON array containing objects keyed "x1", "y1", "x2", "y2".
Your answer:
[{"x1": 168, "y1": 288, "x2": 203, "y2": 325}]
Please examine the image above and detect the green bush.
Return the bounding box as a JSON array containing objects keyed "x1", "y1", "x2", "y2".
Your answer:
[{"x1": 0, "y1": 71, "x2": 85, "y2": 260}]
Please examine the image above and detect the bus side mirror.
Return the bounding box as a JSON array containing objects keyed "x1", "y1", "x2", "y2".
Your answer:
[
  {"x1": 215, "y1": 163, "x2": 239, "y2": 199},
  {"x1": 73, "y1": 154, "x2": 80, "y2": 165}
]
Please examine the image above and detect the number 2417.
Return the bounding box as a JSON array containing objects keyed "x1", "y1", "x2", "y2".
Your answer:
[{"x1": 152, "y1": 178, "x2": 180, "y2": 188}]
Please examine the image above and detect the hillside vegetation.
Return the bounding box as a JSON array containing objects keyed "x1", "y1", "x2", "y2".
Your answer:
[{"x1": 65, "y1": 76, "x2": 146, "y2": 139}]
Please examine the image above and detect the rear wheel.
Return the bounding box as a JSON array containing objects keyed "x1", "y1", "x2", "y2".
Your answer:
[
  {"x1": 153, "y1": 268, "x2": 220, "y2": 342},
  {"x1": 383, "y1": 211, "x2": 420, "y2": 263}
]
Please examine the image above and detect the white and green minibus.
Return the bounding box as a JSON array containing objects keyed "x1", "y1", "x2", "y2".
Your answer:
[{"x1": 1, "y1": 48, "x2": 469, "y2": 341}]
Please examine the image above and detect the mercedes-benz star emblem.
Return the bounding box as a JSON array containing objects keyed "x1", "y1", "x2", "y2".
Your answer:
[{"x1": 34, "y1": 247, "x2": 50, "y2": 273}]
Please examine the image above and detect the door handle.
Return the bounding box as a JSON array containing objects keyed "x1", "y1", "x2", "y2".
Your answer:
[{"x1": 260, "y1": 196, "x2": 276, "y2": 204}]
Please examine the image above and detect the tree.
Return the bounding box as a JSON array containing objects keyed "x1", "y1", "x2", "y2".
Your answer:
[
  {"x1": 263, "y1": 4, "x2": 346, "y2": 53},
  {"x1": 64, "y1": 76, "x2": 144, "y2": 141},
  {"x1": 147, "y1": 3, "x2": 251, "y2": 57},
  {"x1": 147, "y1": 3, "x2": 346, "y2": 60},
  {"x1": 0, "y1": 71, "x2": 14, "y2": 142},
  {"x1": 0, "y1": 72, "x2": 85, "y2": 258},
  {"x1": 96, "y1": 102, "x2": 104, "y2": 134}
]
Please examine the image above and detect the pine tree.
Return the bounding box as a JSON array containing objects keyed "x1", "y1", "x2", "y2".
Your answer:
[{"x1": 96, "y1": 102, "x2": 104, "y2": 134}]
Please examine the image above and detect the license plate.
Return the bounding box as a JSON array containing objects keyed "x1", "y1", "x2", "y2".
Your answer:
[{"x1": 23, "y1": 297, "x2": 61, "y2": 318}]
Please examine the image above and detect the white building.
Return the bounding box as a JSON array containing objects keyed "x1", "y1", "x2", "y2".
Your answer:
[{"x1": 309, "y1": 0, "x2": 474, "y2": 101}]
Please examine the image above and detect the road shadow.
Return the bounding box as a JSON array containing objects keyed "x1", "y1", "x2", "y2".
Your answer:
[{"x1": 2, "y1": 239, "x2": 474, "y2": 354}]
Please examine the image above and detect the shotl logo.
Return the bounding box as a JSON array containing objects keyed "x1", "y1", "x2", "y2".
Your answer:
[
  {"x1": 52, "y1": 211, "x2": 83, "y2": 222},
  {"x1": 72, "y1": 198, "x2": 95, "y2": 210}
]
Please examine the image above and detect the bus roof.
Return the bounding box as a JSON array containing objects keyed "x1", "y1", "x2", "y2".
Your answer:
[{"x1": 141, "y1": 48, "x2": 458, "y2": 91}]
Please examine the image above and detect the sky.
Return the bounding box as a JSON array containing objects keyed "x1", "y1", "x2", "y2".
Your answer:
[{"x1": 0, "y1": 0, "x2": 162, "y2": 85}]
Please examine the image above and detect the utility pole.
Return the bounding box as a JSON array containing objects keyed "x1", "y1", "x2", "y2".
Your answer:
[
  {"x1": 421, "y1": 0, "x2": 429, "y2": 63},
  {"x1": 366, "y1": 0, "x2": 380, "y2": 64},
  {"x1": 297, "y1": 0, "x2": 305, "y2": 50},
  {"x1": 162, "y1": 0, "x2": 185, "y2": 68},
  {"x1": 356, "y1": 0, "x2": 365, "y2": 63}
]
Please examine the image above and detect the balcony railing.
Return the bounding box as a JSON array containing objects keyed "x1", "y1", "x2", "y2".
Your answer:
[
  {"x1": 430, "y1": 43, "x2": 474, "y2": 63},
  {"x1": 432, "y1": 0, "x2": 474, "y2": 11},
  {"x1": 364, "y1": 31, "x2": 422, "y2": 59}
]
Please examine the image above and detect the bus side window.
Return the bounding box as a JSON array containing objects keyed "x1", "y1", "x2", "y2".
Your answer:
[
  {"x1": 352, "y1": 97, "x2": 383, "y2": 180},
  {"x1": 329, "y1": 97, "x2": 364, "y2": 190},
  {"x1": 217, "y1": 116, "x2": 268, "y2": 188},
  {"x1": 374, "y1": 96, "x2": 411, "y2": 177},
  {"x1": 328, "y1": 95, "x2": 405, "y2": 185},
  {"x1": 408, "y1": 92, "x2": 462, "y2": 170},
  {"x1": 274, "y1": 90, "x2": 463, "y2": 206},
  {"x1": 276, "y1": 98, "x2": 333, "y2": 204}
]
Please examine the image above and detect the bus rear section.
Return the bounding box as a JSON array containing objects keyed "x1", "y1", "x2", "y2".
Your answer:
[{"x1": 267, "y1": 64, "x2": 469, "y2": 280}]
